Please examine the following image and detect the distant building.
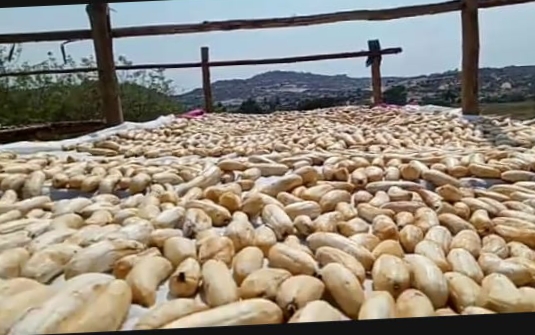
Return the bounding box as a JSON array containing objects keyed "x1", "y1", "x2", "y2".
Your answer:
[{"x1": 501, "y1": 82, "x2": 512, "y2": 90}]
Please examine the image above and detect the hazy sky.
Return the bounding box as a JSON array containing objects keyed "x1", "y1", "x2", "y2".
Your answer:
[{"x1": 0, "y1": 0, "x2": 534, "y2": 93}]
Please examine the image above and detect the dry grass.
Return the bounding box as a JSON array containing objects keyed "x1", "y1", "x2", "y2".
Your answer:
[{"x1": 480, "y1": 100, "x2": 535, "y2": 120}]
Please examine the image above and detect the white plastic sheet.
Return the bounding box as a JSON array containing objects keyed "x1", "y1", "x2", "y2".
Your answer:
[
  {"x1": 0, "y1": 114, "x2": 177, "y2": 156},
  {"x1": 401, "y1": 104, "x2": 463, "y2": 117}
]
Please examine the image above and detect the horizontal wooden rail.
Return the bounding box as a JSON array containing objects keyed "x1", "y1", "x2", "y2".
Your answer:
[
  {"x1": 0, "y1": 0, "x2": 151, "y2": 9},
  {"x1": 0, "y1": 0, "x2": 532, "y2": 44},
  {"x1": 0, "y1": 47, "x2": 402, "y2": 77}
]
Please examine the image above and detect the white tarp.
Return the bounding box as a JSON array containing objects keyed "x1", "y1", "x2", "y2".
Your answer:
[
  {"x1": 401, "y1": 104, "x2": 463, "y2": 117},
  {"x1": 0, "y1": 114, "x2": 177, "y2": 156}
]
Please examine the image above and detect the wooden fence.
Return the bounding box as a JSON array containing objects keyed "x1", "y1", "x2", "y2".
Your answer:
[
  {"x1": 0, "y1": 44, "x2": 403, "y2": 114},
  {"x1": 0, "y1": 0, "x2": 533, "y2": 126}
]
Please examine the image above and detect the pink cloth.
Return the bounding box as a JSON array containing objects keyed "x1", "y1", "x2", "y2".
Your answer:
[{"x1": 179, "y1": 109, "x2": 206, "y2": 119}]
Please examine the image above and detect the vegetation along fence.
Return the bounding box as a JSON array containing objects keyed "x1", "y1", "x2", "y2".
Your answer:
[{"x1": 0, "y1": 0, "x2": 533, "y2": 131}]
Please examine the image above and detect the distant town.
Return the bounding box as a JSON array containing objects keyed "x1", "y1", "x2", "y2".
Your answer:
[{"x1": 175, "y1": 66, "x2": 535, "y2": 113}]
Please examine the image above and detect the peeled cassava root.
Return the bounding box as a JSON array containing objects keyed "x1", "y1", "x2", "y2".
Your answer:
[{"x1": 3, "y1": 106, "x2": 535, "y2": 330}]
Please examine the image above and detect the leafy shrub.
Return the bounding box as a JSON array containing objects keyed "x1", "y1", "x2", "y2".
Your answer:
[{"x1": 0, "y1": 45, "x2": 184, "y2": 127}]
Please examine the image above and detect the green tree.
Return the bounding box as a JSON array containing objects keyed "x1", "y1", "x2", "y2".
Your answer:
[
  {"x1": 383, "y1": 85, "x2": 408, "y2": 105},
  {"x1": 440, "y1": 89, "x2": 459, "y2": 106},
  {"x1": 268, "y1": 97, "x2": 281, "y2": 112},
  {"x1": 237, "y1": 98, "x2": 263, "y2": 114},
  {"x1": 0, "y1": 44, "x2": 184, "y2": 127},
  {"x1": 213, "y1": 102, "x2": 227, "y2": 113},
  {"x1": 296, "y1": 97, "x2": 343, "y2": 111}
]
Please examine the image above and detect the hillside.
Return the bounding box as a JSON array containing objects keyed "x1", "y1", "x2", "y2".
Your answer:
[{"x1": 176, "y1": 65, "x2": 535, "y2": 111}]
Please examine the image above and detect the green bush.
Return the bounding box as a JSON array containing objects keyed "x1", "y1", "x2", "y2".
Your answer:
[
  {"x1": 237, "y1": 98, "x2": 264, "y2": 114},
  {"x1": 0, "y1": 45, "x2": 184, "y2": 127},
  {"x1": 383, "y1": 85, "x2": 408, "y2": 105},
  {"x1": 296, "y1": 97, "x2": 346, "y2": 111}
]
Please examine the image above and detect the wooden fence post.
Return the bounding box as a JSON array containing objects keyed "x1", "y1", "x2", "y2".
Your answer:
[
  {"x1": 201, "y1": 46, "x2": 213, "y2": 113},
  {"x1": 461, "y1": 0, "x2": 480, "y2": 115},
  {"x1": 366, "y1": 40, "x2": 383, "y2": 106},
  {"x1": 86, "y1": 3, "x2": 124, "y2": 126}
]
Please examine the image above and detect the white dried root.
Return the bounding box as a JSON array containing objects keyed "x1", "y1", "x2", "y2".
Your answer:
[
  {"x1": 160, "y1": 298, "x2": 284, "y2": 328},
  {"x1": 7, "y1": 273, "x2": 115, "y2": 335},
  {"x1": 2, "y1": 106, "x2": 535, "y2": 330},
  {"x1": 134, "y1": 298, "x2": 209, "y2": 330},
  {"x1": 0, "y1": 283, "x2": 56, "y2": 335}
]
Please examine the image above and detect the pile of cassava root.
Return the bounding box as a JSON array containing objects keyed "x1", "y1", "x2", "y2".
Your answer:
[{"x1": 4, "y1": 106, "x2": 535, "y2": 332}]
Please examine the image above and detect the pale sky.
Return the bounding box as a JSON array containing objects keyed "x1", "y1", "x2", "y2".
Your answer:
[{"x1": 0, "y1": 0, "x2": 534, "y2": 93}]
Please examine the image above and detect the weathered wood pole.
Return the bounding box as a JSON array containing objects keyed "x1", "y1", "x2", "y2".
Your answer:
[
  {"x1": 86, "y1": 3, "x2": 124, "y2": 126},
  {"x1": 460, "y1": 0, "x2": 480, "y2": 115},
  {"x1": 201, "y1": 46, "x2": 214, "y2": 113},
  {"x1": 366, "y1": 39, "x2": 383, "y2": 106}
]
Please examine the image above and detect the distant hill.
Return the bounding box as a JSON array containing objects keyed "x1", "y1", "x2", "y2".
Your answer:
[{"x1": 175, "y1": 66, "x2": 535, "y2": 111}]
